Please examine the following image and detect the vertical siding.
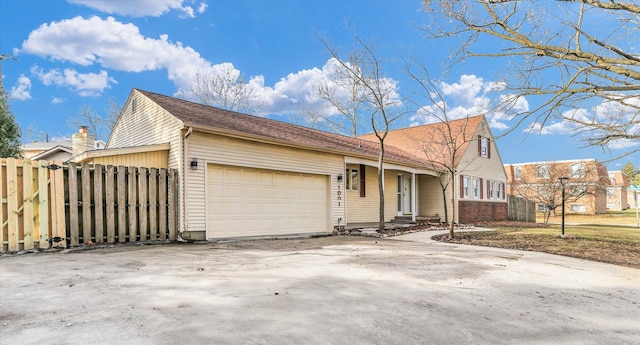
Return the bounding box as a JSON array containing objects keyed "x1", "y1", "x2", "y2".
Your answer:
[
  {"x1": 107, "y1": 90, "x2": 183, "y2": 170},
  {"x1": 186, "y1": 132, "x2": 344, "y2": 233}
]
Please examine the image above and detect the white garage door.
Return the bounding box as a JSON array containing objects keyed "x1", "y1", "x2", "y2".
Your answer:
[{"x1": 207, "y1": 164, "x2": 330, "y2": 239}]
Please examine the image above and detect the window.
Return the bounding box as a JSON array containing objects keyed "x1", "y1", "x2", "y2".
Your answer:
[
  {"x1": 538, "y1": 204, "x2": 549, "y2": 212},
  {"x1": 472, "y1": 178, "x2": 480, "y2": 198},
  {"x1": 606, "y1": 188, "x2": 614, "y2": 197},
  {"x1": 497, "y1": 182, "x2": 504, "y2": 199},
  {"x1": 537, "y1": 185, "x2": 550, "y2": 199},
  {"x1": 570, "y1": 185, "x2": 586, "y2": 197},
  {"x1": 346, "y1": 167, "x2": 359, "y2": 191},
  {"x1": 463, "y1": 176, "x2": 470, "y2": 198},
  {"x1": 570, "y1": 204, "x2": 586, "y2": 213},
  {"x1": 569, "y1": 163, "x2": 585, "y2": 178},
  {"x1": 478, "y1": 136, "x2": 490, "y2": 158},
  {"x1": 536, "y1": 165, "x2": 550, "y2": 179},
  {"x1": 514, "y1": 167, "x2": 522, "y2": 180},
  {"x1": 489, "y1": 180, "x2": 496, "y2": 199},
  {"x1": 131, "y1": 98, "x2": 137, "y2": 113}
]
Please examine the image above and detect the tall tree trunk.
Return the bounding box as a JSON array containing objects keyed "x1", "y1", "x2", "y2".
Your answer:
[
  {"x1": 449, "y1": 172, "x2": 456, "y2": 239},
  {"x1": 378, "y1": 142, "x2": 385, "y2": 232}
]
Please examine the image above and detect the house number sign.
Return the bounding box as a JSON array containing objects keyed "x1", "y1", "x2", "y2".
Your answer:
[{"x1": 337, "y1": 188, "x2": 342, "y2": 207}]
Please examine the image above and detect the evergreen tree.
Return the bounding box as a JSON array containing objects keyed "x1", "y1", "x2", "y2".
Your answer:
[
  {"x1": 622, "y1": 162, "x2": 640, "y2": 186},
  {"x1": 0, "y1": 89, "x2": 23, "y2": 158}
]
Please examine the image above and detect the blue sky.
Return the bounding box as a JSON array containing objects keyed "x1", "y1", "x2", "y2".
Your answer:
[{"x1": 1, "y1": 0, "x2": 637, "y2": 170}]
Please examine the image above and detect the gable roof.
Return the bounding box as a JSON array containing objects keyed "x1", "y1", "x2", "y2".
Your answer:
[
  {"x1": 359, "y1": 115, "x2": 485, "y2": 168},
  {"x1": 136, "y1": 89, "x2": 428, "y2": 168},
  {"x1": 30, "y1": 145, "x2": 73, "y2": 161}
]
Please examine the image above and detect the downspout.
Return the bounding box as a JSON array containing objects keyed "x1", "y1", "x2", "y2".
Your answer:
[{"x1": 183, "y1": 126, "x2": 193, "y2": 233}]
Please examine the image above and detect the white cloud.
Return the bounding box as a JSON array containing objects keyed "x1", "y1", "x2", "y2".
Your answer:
[
  {"x1": 410, "y1": 74, "x2": 525, "y2": 128},
  {"x1": 67, "y1": 0, "x2": 206, "y2": 18},
  {"x1": 10, "y1": 75, "x2": 32, "y2": 100},
  {"x1": 20, "y1": 16, "x2": 211, "y2": 94},
  {"x1": 51, "y1": 97, "x2": 64, "y2": 104},
  {"x1": 31, "y1": 65, "x2": 116, "y2": 96}
]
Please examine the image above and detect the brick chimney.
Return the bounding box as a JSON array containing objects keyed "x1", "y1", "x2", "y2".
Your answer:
[{"x1": 72, "y1": 126, "x2": 95, "y2": 157}]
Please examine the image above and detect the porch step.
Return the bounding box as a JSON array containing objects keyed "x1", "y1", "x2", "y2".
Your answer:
[{"x1": 392, "y1": 216, "x2": 414, "y2": 224}]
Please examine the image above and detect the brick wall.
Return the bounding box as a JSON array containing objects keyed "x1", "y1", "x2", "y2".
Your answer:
[{"x1": 458, "y1": 201, "x2": 508, "y2": 224}]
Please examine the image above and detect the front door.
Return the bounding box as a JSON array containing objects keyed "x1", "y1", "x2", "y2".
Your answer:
[{"x1": 397, "y1": 175, "x2": 412, "y2": 215}]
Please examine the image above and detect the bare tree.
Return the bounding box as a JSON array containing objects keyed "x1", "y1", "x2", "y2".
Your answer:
[
  {"x1": 190, "y1": 64, "x2": 263, "y2": 114},
  {"x1": 307, "y1": 58, "x2": 370, "y2": 137},
  {"x1": 509, "y1": 161, "x2": 608, "y2": 223},
  {"x1": 403, "y1": 57, "x2": 483, "y2": 239},
  {"x1": 422, "y1": 0, "x2": 640, "y2": 159},
  {"x1": 67, "y1": 99, "x2": 120, "y2": 141},
  {"x1": 321, "y1": 37, "x2": 407, "y2": 232}
]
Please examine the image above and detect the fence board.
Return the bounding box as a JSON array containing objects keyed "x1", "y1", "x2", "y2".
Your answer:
[
  {"x1": 158, "y1": 169, "x2": 167, "y2": 240},
  {"x1": 94, "y1": 164, "x2": 104, "y2": 243},
  {"x1": 128, "y1": 167, "x2": 138, "y2": 242},
  {"x1": 7, "y1": 159, "x2": 19, "y2": 251},
  {"x1": 117, "y1": 166, "x2": 126, "y2": 243},
  {"x1": 168, "y1": 169, "x2": 177, "y2": 240},
  {"x1": 37, "y1": 160, "x2": 50, "y2": 248},
  {"x1": 149, "y1": 168, "x2": 158, "y2": 240},
  {"x1": 50, "y1": 161, "x2": 66, "y2": 247},
  {"x1": 0, "y1": 159, "x2": 4, "y2": 249},
  {"x1": 106, "y1": 165, "x2": 116, "y2": 243},
  {"x1": 1, "y1": 159, "x2": 178, "y2": 251},
  {"x1": 82, "y1": 163, "x2": 92, "y2": 244},
  {"x1": 22, "y1": 160, "x2": 34, "y2": 249},
  {"x1": 138, "y1": 167, "x2": 148, "y2": 241},
  {"x1": 68, "y1": 163, "x2": 79, "y2": 246}
]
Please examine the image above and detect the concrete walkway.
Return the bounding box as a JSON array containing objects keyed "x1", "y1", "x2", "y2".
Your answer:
[{"x1": 1, "y1": 233, "x2": 638, "y2": 345}]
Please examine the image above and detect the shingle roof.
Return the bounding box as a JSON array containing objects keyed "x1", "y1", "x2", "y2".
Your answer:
[
  {"x1": 136, "y1": 89, "x2": 428, "y2": 167},
  {"x1": 359, "y1": 115, "x2": 485, "y2": 169}
]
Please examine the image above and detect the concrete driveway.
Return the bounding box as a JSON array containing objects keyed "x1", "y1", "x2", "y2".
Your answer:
[{"x1": 1, "y1": 232, "x2": 638, "y2": 345}]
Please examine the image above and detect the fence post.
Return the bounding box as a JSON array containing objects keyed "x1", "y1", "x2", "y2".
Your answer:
[
  {"x1": 168, "y1": 169, "x2": 177, "y2": 241},
  {"x1": 149, "y1": 168, "x2": 158, "y2": 240},
  {"x1": 1, "y1": 159, "x2": 5, "y2": 251},
  {"x1": 158, "y1": 169, "x2": 167, "y2": 240},
  {"x1": 37, "y1": 160, "x2": 50, "y2": 248},
  {"x1": 82, "y1": 163, "x2": 92, "y2": 244},
  {"x1": 117, "y1": 165, "x2": 126, "y2": 243},
  {"x1": 49, "y1": 161, "x2": 66, "y2": 247},
  {"x1": 22, "y1": 159, "x2": 34, "y2": 249},
  {"x1": 7, "y1": 158, "x2": 19, "y2": 251},
  {"x1": 128, "y1": 166, "x2": 138, "y2": 242},
  {"x1": 106, "y1": 165, "x2": 116, "y2": 243},
  {"x1": 138, "y1": 167, "x2": 148, "y2": 241},
  {"x1": 94, "y1": 164, "x2": 104, "y2": 243}
]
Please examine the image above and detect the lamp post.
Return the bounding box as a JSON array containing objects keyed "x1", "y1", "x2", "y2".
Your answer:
[{"x1": 558, "y1": 177, "x2": 569, "y2": 236}]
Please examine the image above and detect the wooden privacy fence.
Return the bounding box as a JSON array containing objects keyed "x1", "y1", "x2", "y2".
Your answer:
[
  {"x1": 1, "y1": 158, "x2": 178, "y2": 252},
  {"x1": 507, "y1": 194, "x2": 536, "y2": 223}
]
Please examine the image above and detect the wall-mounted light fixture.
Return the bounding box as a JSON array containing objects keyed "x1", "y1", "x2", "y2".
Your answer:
[
  {"x1": 337, "y1": 173, "x2": 343, "y2": 182},
  {"x1": 190, "y1": 158, "x2": 198, "y2": 170}
]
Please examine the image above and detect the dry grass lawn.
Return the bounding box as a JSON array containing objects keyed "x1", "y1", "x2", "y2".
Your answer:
[{"x1": 436, "y1": 215, "x2": 640, "y2": 269}]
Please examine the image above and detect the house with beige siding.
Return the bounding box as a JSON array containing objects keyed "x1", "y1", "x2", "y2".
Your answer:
[
  {"x1": 360, "y1": 116, "x2": 508, "y2": 224},
  {"x1": 104, "y1": 89, "x2": 507, "y2": 241}
]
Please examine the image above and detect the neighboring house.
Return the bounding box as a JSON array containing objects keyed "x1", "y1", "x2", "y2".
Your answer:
[
  {"x1": 505, "y1": 159, "x2": 610, "y2": 214},
  {"x1": 22, "y1": 127, "x2": 106, "y2": 162},
  {"x1": 606, "y1": 171, "x2": 629, "y2": 211},
  {"x1": 359, "y1": 116, "x2": 508, "y2": 224},
  {"x1": 105, "y1": 89, "x2": 508, "y2": 241}
]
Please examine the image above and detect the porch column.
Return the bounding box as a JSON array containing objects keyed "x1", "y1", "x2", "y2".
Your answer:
[{"x1": 411, "y1": 172, "x2": 416, "y2": 222}]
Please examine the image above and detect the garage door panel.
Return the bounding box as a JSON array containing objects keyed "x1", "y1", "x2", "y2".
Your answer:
[{"x1": 207, "y1": 164, "x2": 329, "y2": 239}]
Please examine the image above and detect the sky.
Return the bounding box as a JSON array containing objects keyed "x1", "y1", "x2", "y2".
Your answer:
[{"x1": 1, "y1": 0, "x2": 637, "y2": 171}]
